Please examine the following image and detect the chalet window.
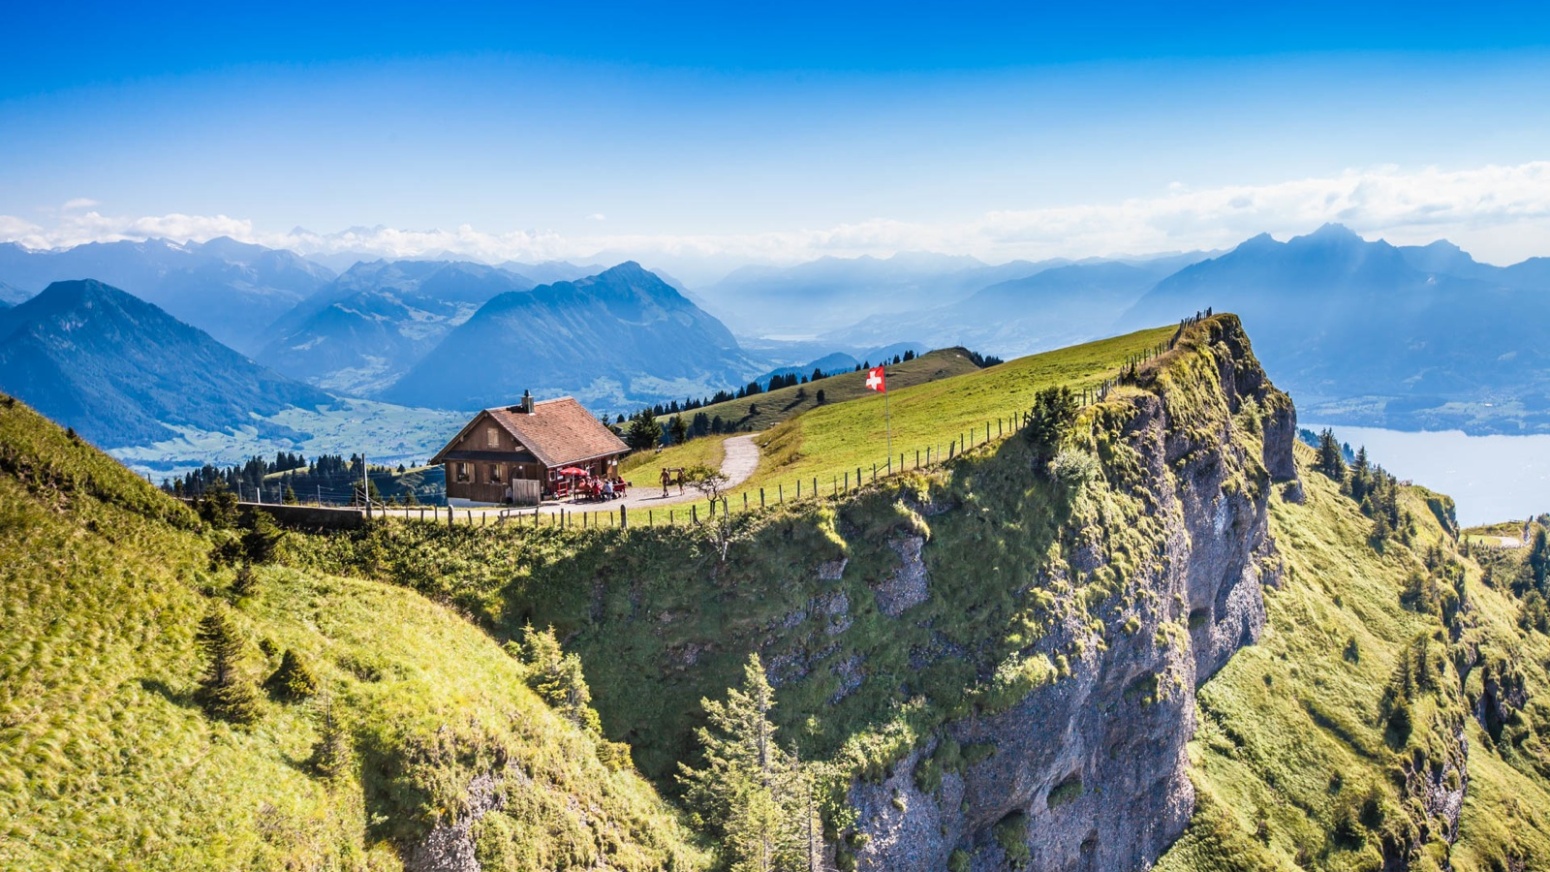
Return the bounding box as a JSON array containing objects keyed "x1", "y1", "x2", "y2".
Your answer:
[
  {"x1": 489, "y1": 464, "x2": 504, "y2": 483},
  {"x1": 486, "y1": 427, "x2": 499, "y2": 449},
  {"x1": 455, "y1": 463, "x2": 470, "y2": 482}
]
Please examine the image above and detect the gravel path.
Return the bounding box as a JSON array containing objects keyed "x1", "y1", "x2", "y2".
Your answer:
[
  {"x1": 437, "y1": 433, "x2": 765, "y2": 518},
  {"x1": 718, "y1": 434, "x2": 761, "y2": 487}
]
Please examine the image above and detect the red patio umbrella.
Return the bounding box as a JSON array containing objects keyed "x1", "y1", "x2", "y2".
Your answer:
[{"x1": 558, "y1": 466, "x2": 589, "y2": 476}]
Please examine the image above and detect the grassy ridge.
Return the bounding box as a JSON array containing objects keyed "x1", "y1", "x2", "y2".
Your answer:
[
  {"x1": 0, "y1": 396, "x2": 703, "y2": 870},
  {"x1": 628, "y1": 327, "x2": 1173, "y2": 505},
  {"x1": 741, "y1": 326, "x2": 1174, "y2": 496},
  {"x1": 668, "y1": 346, "x2": 983, "y2": 435}
]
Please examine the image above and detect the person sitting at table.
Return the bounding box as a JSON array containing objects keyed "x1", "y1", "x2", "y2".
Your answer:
[{"x1": 603, "y1": 478, "x2": 615, "y2": 500}]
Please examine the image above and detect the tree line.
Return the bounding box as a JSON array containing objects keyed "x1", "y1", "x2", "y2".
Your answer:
[
  {"x1": 1312, "y1": 428, "x2": 1412, "y2": 546},
  {"x1": 163, "y1": 452, "x2": 444, "y2": 506}
]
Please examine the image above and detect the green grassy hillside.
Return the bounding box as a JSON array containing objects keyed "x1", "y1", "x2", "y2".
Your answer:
[
  {"x1": 1158, "y1": 444, "x2": 1550, "y2": 871},
  {"x1": 629, "y1": 327, "x2": 1172, "y2": 503},
  {"x1": 281, "y1": 316, "x2": 1550, "y2": 869},
  {"x1": 741, "y1": 325, "x2": 1173, "y2": 496},
  {"x1": 0, "y1": 394, "x2": 704, "y2": 870},
  {"x1": 11, "y1": 312, "x2": 1550, "y2": 870}
]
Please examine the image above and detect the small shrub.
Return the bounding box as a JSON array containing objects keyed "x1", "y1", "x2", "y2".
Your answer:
[
  {"x1": 948, "y1": 848, "x2": 971, "y2": 872},
  {"x1": 231, "y1": 563, "x2": 258, "y2": 598},
  {"x1": 265, "y1": 649, "x2": 319, "y2": 701},
  {"x1": 1047, "y1": 775, "x2": 1082, "y2": 809},
  {"x1": 993, "y1": 811, "x2": 1031, "y2": 867}
]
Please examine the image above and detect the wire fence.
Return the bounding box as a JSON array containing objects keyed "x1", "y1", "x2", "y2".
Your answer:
[{"x1": 293, "y1": 317, "x2": 1199, "y2": 532}]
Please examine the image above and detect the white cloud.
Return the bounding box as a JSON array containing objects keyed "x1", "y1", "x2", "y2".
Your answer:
[
  {"x1": 60, "y1": 198, "x2": 100, "y2": 211},
  {"x1": 5, "y1": 162, "x2": 1549, "y2": 268}
]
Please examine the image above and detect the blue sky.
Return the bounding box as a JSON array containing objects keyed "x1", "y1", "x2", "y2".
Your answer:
[{"x1": 4, "y1": 2, "x2": 1549, "y2": 278}]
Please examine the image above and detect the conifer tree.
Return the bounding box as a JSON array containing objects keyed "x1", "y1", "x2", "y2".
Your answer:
[
  {"x1": 1023, "y1": 386, "x2": 1079, "y2": 467},
  {"x1": 1529, "y1": 527, "x2": 1550, "y2": 591},
  {"x1": 195, "y1": 604, "x2": 262, "y2": 724},
  {"x1": 308, "y1": 692, "x2": 352, "y2": 780},
  {"x1": 282, "y1": 484, "x2": 298, "y2": 505},
  {"x1": 266, "y1": 649, "x2": 319, "y2": 701},
  {"x1": 514, "y1": 625, "x2": 601, "y2": 733},
  {"x1": 679, "y1": 654, "x2": 812, "y2": 872},
  {"x1": 626, "y1": 409, "x2": 664, "y2": 452},
  {"x1": 669, "y1": 414, "x2": 690, "y2": 446},
  {"x1": 1315, "y1": 429, "x2": 1346, "y2": 481}
]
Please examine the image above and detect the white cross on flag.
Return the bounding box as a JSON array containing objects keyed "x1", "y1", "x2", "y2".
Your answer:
[{"x1": 865, "y1": 365, "x2": 886, "y2": 393}]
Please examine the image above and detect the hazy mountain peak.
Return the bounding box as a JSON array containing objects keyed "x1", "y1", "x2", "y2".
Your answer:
[
  {"x1": 0, "y1": 278, "x2": 331, "y2": 446},
  {"x1": 1304, "y1": 222, "x2": 1362, "y2": 241}
]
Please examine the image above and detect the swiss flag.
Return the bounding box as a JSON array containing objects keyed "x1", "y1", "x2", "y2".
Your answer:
[{"x1": 865, "y1": 365, "x2": 886, "y2": 393}]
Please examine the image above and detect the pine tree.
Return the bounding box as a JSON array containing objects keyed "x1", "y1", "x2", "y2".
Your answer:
[
  {"x1": 195, "y1": 605, "x2": 262, "y2": 724},
  {"x1": 1023, "y1": 386, "x2": 1079, "y2": 467},
  {"x1": 669, "y1": 414, "x2": 690, "y2": 446},
  {"x1": 626, "y1": 409, "x2": 665, "y2": 452},
  {"x1": 241, "y1": 510, "x2": 283, "y2": 564},
  {"x1": 1315, "y1": 429, "x2": 1346, "y2": 481},
  {"x1": 678, "y1": 654, "x2": 810, "y2": 871},
  {"x1": 514, "y1": 625, "x2": 601, "y2": 733},
  {"x1": 266, "y1": 649, "x2": 319, "y2": 701},
  {"x1": 282, "y1": 484, "x2": 298, "y2": 505},
  {"x1": 1529, "y1": 527, "x2": 1550, "y2": 592},
  {"x1": 198, "y1": 480, "x2": 240, "y2": 529},
  {"x1": 308, "y1": 693, "x2": 352, "y2": 780},
  {"x1": 231, "y1": 563, "x2": 258, "y2": 598}
]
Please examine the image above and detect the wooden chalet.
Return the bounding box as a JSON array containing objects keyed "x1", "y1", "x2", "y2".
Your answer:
[{"x1": 430, "y1": 391, "x2": 628, "y2": 506}]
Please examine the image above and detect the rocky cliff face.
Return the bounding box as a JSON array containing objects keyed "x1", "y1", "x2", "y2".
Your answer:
[
  {"x1": 844, "y1": 316, "x2": 1297, "y2": 871},
  {"x1": 482, "y1": 315, "x2": 1301, "y2": 872}
]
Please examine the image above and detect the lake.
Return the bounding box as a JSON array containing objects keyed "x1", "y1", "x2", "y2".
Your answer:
[{"x1": 1304, "y1": 424, "x2": 1550, "y2": 528}]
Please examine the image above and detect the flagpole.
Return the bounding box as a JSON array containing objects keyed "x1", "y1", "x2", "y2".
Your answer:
[{"x1": 884, "y1": 375, "x2": 892, "y2": 464}]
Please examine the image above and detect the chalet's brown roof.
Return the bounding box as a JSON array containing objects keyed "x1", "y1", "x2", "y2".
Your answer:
[{"x1": 430, "y1": 397, "x2": 628, "y2": 469}]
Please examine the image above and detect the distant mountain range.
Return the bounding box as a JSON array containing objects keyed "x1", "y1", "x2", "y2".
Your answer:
[
  {"x1": 0, "y1": 280, "x2": 332, "y2": 446},
  {"x1": 699, "y1": 252, "x2": 1062, "y2": 338},
  {"x1": 384, "y1": 262, "x2": 755, "y2": 411},
  {"x1": 0, "y1": 237, "x2": 335, "y2": 353},
  {"x1": 6, "y1": 228, "x2": 1550, "y2": 442},
  {"x1": 1117, "y1": 224, "x2": 1550, "y2": 432},
  {"x1": 824, "y1": 254, "x2": 1208, "y2": 355},
  {"x1": 255, "y1": 260, "x2": 537, "y2": 395}
]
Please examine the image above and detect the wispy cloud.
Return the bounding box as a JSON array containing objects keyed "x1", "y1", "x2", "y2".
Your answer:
[
  {"x1": 5, "y1": 162, "x2": 1549, "y2": 267},
  {"x1": 60, "y1": 197, "x2": 100, "y2": 211}
]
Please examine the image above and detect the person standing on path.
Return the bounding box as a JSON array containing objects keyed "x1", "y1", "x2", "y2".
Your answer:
[{"x1": 660, "y1": 467, "x2": 671, "y2": 497}]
